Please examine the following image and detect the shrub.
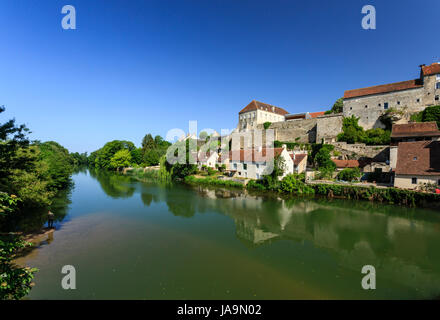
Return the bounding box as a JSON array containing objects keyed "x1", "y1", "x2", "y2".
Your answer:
[
  {"x1": 263, "y1": 122, "x2": 272, "y2": 130},
  {"x1": 337, "y1": 168, "x2": 361, "y2": 182},
  {"x1": 279, "y1": 174, "x2": 314, "y2": 195}
]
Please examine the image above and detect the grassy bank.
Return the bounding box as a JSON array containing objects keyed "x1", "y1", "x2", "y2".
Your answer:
[{"x1": 184, "y1": 175, "x2": 245, "y2": 188}]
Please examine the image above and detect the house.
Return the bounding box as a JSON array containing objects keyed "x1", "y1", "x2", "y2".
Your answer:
[
  {"x1": 197, "y1": 151, "x2": 218, "y2": 169},
  {"x1": 394, "y1": 140, "x2": 440, "y2": 189},
  {"x1": 238, "y1": 100, "x2": 289, "y2": 131},
  {"x1": 228, "y1": 146, "x2": 294, "y2": 179},
  {"x1": 390, "y1": 122, "x2": 440, "y2": 169},
  {"x1": 290, "y1": 153, "x2": 308, "y2": 174},
  {"x1": 343, "y1": 62, "x2": 440, "y2": 129}
]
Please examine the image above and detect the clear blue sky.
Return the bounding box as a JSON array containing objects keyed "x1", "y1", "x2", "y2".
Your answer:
[{"x1": 1, "y1": 0, "x2": 439, "y2": 153}]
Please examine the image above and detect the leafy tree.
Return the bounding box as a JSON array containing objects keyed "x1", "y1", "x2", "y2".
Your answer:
[
  {"x1": 337, "y1": 115, "x2": 390, "y2": 145},
  {"x1": 0, "y1": 234, "x2": 38, "y2": 300},
  {"x1": 143, "y1": 149, "x2": 160, "y2": 166},
  {"x1": 411, "y1": 105, "x2": 440, "y2": 127},
  {"x1": 141, "y1": 134, "x2": 155, "y2": 151},
  {"x1": 280, "y1": 174, "x2": 315, "y2": 194},
  {"x1": 93, "y1": 140, "x2": 135, "y2": 169},
  {"x1": 326, "y1": 98, "x2": 343, "y2": 114},
  {"x1": 130, "y1": 148, "x2": 143, "y2": 165},
  {"x1": 37, "y1": 141, "x2": 73, "y2": 190},
  {"x1": 263, "y1": 122, "x2": 272, "y2": 130},
  {"x1": 70, "y1": 152, "x2": 88, "y2": 166},
  {"x1": 109, "y1": 149, "x2": 132, "y2": 169}
]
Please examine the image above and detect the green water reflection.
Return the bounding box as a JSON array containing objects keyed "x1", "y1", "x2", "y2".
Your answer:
[{"x1": 16, "y1": 170, "x2": 440, "y2": 299}]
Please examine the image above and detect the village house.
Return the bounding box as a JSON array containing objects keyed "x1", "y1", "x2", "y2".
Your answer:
[
  {"x1": 290, "y1": 153, "x2": 308, "y2": 174},
  {"x1": 390, "y1": 122, "x2": 440, "y2": 169},
  {"x1": 227, "y1": 146, "x2": 294, "y2": 180},
  {"x1": 197, "y1": 151, "x2": 218, "y2": 169},
  {"x1": 343, "y1": 62, "x2": 440, "y2": 130},
  {"x1": 394, "y1": 140, "x2": 440, "y2": 189},
  {"x1": 238, "y1": 100, "x2": 289, "y2": 131}
]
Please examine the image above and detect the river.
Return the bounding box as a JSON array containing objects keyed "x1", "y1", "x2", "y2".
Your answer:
[{"x1": 15, "y1": 169, "x2": 440, "y2": 299}]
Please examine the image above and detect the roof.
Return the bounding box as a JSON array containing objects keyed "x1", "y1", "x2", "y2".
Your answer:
[
  {"x1": 332, "y1": 159, "x2": 367, "y2": 168},
  {"x1": 290, "y1": 153, "x2": 307, "y2": 165},
  {"x1": 391, "y1": 122, "x2": 440, "y2": 139},
  {"x1": 395, "y1": 141, "x2": 440, "y2": 176},
  {"x1": 344, "y1": 79, "x2": 423, "y2": 99},
  {"x1": 198, "y1": 151, "x2": 217, "y2": 162},
  {"x1": 225, "y1": 148, "x2": 285, "y2": 162},
  {"x1": 310, "y1": 111, "x2": 326, "y2": 118},
  {"x1": 285, "y1": 111, "x2": 325, "y2": 120},
  {"x1": 239, "y1": 100, "x2": 289, "y2": 116},
  {"x1": 422, "y1": 63, "x2": 440, "y2": 76}
]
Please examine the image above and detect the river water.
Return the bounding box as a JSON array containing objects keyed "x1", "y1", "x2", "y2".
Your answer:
[{"x1": 16, "y1": 169, "x2": 440, "y2": 299}]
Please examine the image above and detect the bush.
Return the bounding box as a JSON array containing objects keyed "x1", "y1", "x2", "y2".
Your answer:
[
  {"x1": 263, "y1": 122, "x2": 272, "y2": 130},
  {"x1": 279, "y1": 174, "x2": 315, "y2": 195},
  {"x1": 337, "y1": 168, "x2": 361, "y2": 182},
  {"x1": 184, "y1": 176, "x2": 244, "y2": 188},
  {"x1": 337, "y1": 116, "x2": 390, "y2": 145}
]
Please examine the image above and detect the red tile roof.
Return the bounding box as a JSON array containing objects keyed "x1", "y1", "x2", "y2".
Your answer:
[
  {"x1": 422, "y1": 63, "x2": 440, "y2": 76},
  {"x1": 224, "y1": 148, "x2": 285, "y2": 162},
  {"x1": 395, "y1": 141, "x2": 440, "y2": 176},
  {"x1": 239, "y1": 100, "x2": 289, "y2": 116},
  {"x1": 344, "y1": 79, "x2": 423, "y2": 99},
  {"x1": 310, "y1": 111, "x2": 326, "y2": 118},
  {"x1": 391, "y1": 122, "x2": 440, "y2": 138},
  {"x1": 332, "y1": 159, "x2": 367, "y2": 168}
]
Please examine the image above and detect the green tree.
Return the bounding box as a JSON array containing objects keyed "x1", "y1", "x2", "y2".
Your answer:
[
  {"x1": 263, "y1": 122, "x2": 272, "y2": 130},
  {"x1": 0, "y1": 234, "x2": 38, "y2": 300},
  {"x1": 94, "y1": 140, "x2": 135, "y2": 169},
  {"x1": 326, "y1": 98, "x2": 343, "y2": 114},
  {"x1": 109, "y1": 149, "x2": 132, "y2": 169}
]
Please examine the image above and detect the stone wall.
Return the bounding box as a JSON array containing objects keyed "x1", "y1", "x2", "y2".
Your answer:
[
  {"x1": 331, "y1": 142, "x2": 389, "y2": 161},
  {"x1": 257, "y1": 118, "x2": 317, "y2": 143},
  {"x1": 316, "y1": 114, "x2": 343, "y2": 143},
  {"x1": 343, "y1": 87, "x2": 426, "y2": 130}
]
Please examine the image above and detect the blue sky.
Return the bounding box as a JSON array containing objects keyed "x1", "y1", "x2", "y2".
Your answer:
[{"x1": 0, "y1": 0, "x2": 439, "y2": 153}]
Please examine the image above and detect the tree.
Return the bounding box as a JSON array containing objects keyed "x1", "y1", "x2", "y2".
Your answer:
[
  {"x1": 93, "y1": 140, "x2": 135, "y2": 169},
  {"x1": 337, "y1": 168, "x2": 361, "y2": 182},
  {"x1": 411, "y1": 105, "x2": 440, "y2": 127},
  {"x1": 141, "y1": 134, "x2": 155, "y2": 151},
  {"x1": 263, "y1": 122, "x2": 272, "y2": 130},
  {"x1": 326, "y1": 98, "x2": 343, "y2": 114},
  {"x1": 199, "y1": 131, "x2": 208, "y2": 140},
  {"x1": 144, "y1": 149, "x2": 160, "y2": 166},
  {"x1": 109, "y1": 149, "x2": 132, "y2": 169},
  {"x1": 0, "y1": 234, "x2": 38, "y2": 300}
]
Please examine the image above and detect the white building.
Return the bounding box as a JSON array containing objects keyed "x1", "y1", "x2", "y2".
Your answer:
[
  {"x1": 238, "y1": 100, "x2": 289, "y2": 131},
  {"x1": 197, "y1": 151, "x2": 218, "y2": 169},
  {"x1": 227, "y1": 146, "x2": 294, "y2": 179}
]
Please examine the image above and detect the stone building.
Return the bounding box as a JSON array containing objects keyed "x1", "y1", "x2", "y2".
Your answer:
[
  {"x1": 343, "y1": 63, "x2": 440, "y2": 129},
  {"x1": 238, "y1": 100, "x2": 288, "y2": 131},
  {"x1": 394, "y1": 140, "x2": 440, "y2": 190}
]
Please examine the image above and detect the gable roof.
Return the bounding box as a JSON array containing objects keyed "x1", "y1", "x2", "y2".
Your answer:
[
  {"x1": 422, "y1": 63, "x2": 440, "y2": 76},
  {"x1": 239, "y1": 100, "x2": 289, "y2": 116},
  {"x1": 290, "y1": 153, "x2": 307, "y2": 165},
  {"x1": 344, "y1": 79, "x2": 423, "y2": 99},
  {"x1": 395, "y1": 141, "x2": 440, "y2": 175},
  {"x1": 391, "y1": 122, "x2": 440, "y2": 139}
]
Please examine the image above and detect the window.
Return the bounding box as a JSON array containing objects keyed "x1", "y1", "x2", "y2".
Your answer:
[
  {"x1": 411, "y1": 177, "x2": 417, "y2": 184},
  {"x1": 256, "y1": 164, "x2": 259, "y2": 169},
  {"x1": 438, "y1": 179, "x2": 440, "y2": 186},
  {"x1": 243, "y1": 163, "x2": 247, "y2": 170},
  {"x1": 437, "y1": 74, "x2": 440, "y2": 80},
  {"x1": 436, "y1": 82, "x2": 440, "y2": 89},
  {"x1": 384, "y1": 102, "x2": 389, "y2": 110},
  {"x1": 350, "y1": 107, "x2": 352, "y2": 110},
  {"x1": 233, "y1": 163, "x2": 237, "y2": 169},
  {"x1": 417, "y1": 98, "x2": 420, "y2": 103},
  {"x1": 413, "y1": 157, "x2": 417, "y2": 161},
  {"x1": 378, "y1": 103, "x2": 381, "y2": 106},
  {"x1": 436, "y1": 95, "x2": 439, "y2": 101},
  {"x1": 397, "y1": 101, "x2": 400, "y2": 105},
  {"x1": 365, "y1": 105, "x2": 368, "y2": 108}
]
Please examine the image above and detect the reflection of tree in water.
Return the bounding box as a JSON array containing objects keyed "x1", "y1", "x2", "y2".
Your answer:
[
  {"x1": 89, "y1": 168, "x2": 135, "y2": 199},
  {"x1": 5, "y1": 185, "x2": 73, "y2": 232},
  {"x1": 166, "y1": 192, "x2": 197, "y2": 218},
  {"x1": 141, "y1": 193, "x2": 153, "y2": 206}
]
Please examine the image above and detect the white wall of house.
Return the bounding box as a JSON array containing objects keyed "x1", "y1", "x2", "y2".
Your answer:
[
  {"x1": 198, "y1": 152, "x2": 218, "y2": 169},
  {"x1": 394, "y1": 174, "x2": 440, "y2": 189},
  {"x1": 230, "y1": 148, "x2": 293, "y2": 179},
  {"x1": 239, "y1": 109, "x2": 285, "y2": 131}
]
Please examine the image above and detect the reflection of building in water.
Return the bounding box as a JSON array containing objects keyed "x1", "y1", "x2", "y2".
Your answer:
[
  {"x1": 192, "y1": 185, "x2": 440, "y2": 297},
  {"x1": 235, "y1": 219, "x2": 278, "y2": 246}
]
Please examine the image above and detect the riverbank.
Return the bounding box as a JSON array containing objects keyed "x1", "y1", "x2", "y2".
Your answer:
[{"x1": 122, "y1": 167, "x2": 440, "y2": 209}]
